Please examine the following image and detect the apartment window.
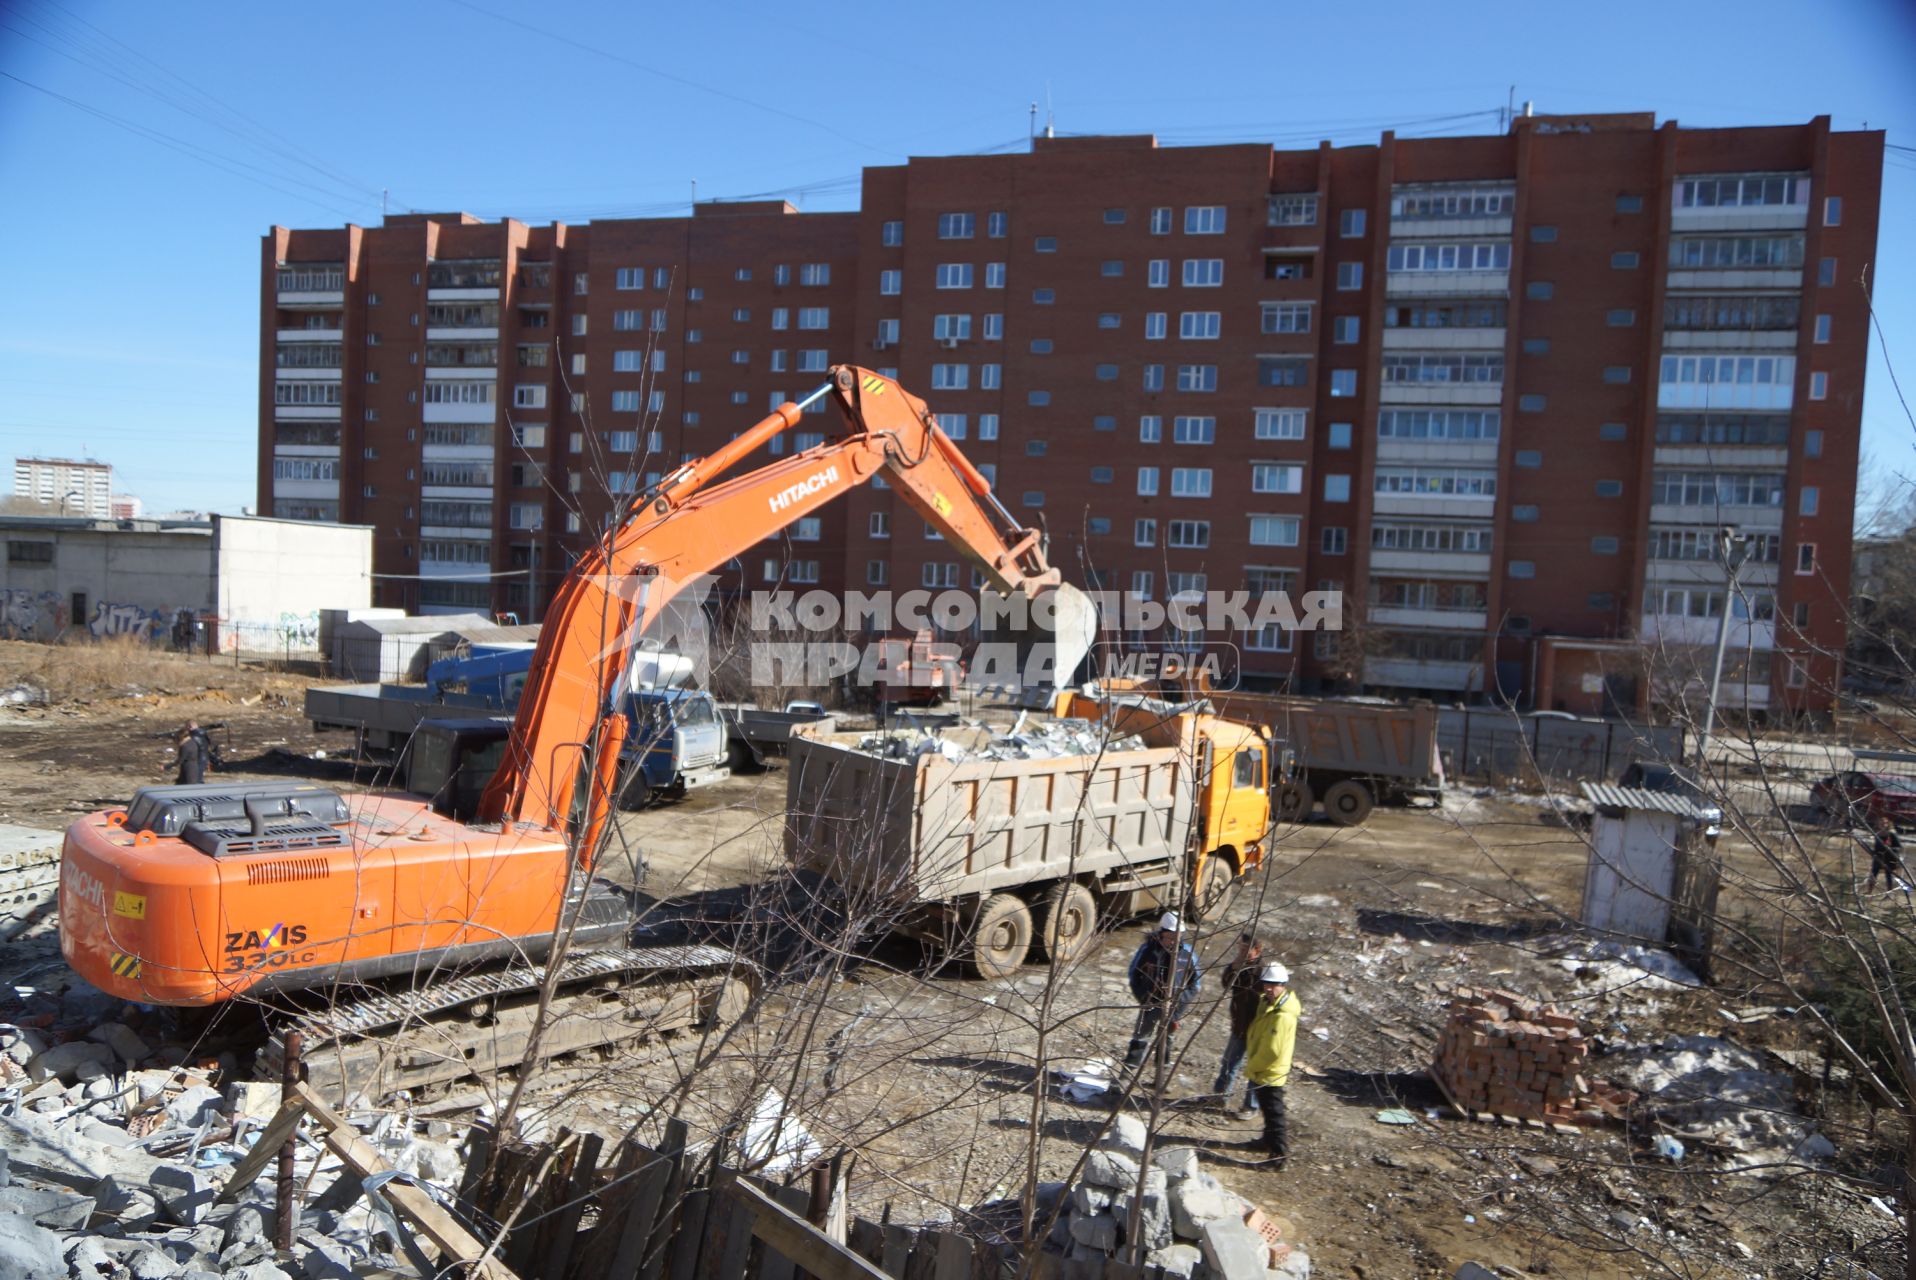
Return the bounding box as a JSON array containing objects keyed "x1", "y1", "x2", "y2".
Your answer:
[
  {"x1": 1025, "y1": 439, "x2": 1048, "y2": 457},
  {"x1": 1255, "y1": 408, "x2": 1306, "y2": 440},
  {"x1": 933, "y1": 313, "x2": 973, "y2": 341},
  {"x1": 1327, "y1": 422, "x2": 1352, "y2": 449},
  {"x1": 1508, "y1": 561, "x2": 1536, "y2": 579},
  {"x1": 1324, "y1": 475, "x2": 1351, "y2": 502},
  {"x1": 1375, "y1": 467, "x2": 1496, "y2": 498},
  {"x1": 798, "y1": 349, "x2": 829, "y2": 371},
  {"x1": 770, "y1": 307, "x2": 791, "y2": 330},
  {"x1": 1179, "y1": 311, "x2": 1221, "y2": 340},
  {"x1": 935, "y1": 264, "x2": 973, "y2": 289},
  {"x1": 1168, "y1": 519, "x2": 1210, "y2": 549},
  {"x1": 1595, "y1": 480, "x2": 1624, "y2": 497},
  {"x1": 1098, "y1": 313, "x2": 1121, "y2": 330},
  {"x1": 1591, "y1": 536, "x2": 1620, "y2": 555},
  {"x1": 1333, "y1": 316, "x2": 1360, "y2": 344},
  {"x1": 1801, "y1": 485, "x2": 1820, "y2": 516},
  {"x1": 1616, "y1": 194, "x2": 1644, "y2": 213},
  {"x1": 1522, "y1": 338, "x2": 1550, "y2": 355},
  {"x1": 1148, "y1": 207, "x2": 1172, "y2": 235},
  {"x1": 1033, "y1": 288, "x2": 1055, "y2": 305},
  {"x1": 1089, "y1": 518, "x2": 1112, "y2": 535},
  {"x1": 1029, "y1": 338, "x2": 1053, "y2": 355},
  {"x1": 1511, "y1": 505, "x2": 1538, "y2": 522},
  {"x1": 978, "y1": 414, "x2": 998, "y2": 440},
  {"x1": 983, "y1": 313, "x2": 1003, "y2": 340},
  {"x1": 653, "y1": 268, "x2": 670, "y2": 289},
  {"x1": 1145, "y1": 312, "x2": 1167, "y2": 340},
  {"x1": 1336, "y1": 262, "x2": 1363, "y2": 291},
  {"x1": 1137, "y1": 467, "x2": 1159, "y2": 496},
  {"x1": 877, "y1": 270, "x2": 902, "y2": 297},
  {"x1": 1101, "y1": 260, "x2": 1124, "y2": 278},
  {"x1": 1090, "y1": 465, "x2": 1114, "y2": 484},
  {"x1": 1805, "y1": 429, "x2": 1824, "y2": 458},
  {"x1": 1607, "y1": 309, "x2": 1636, "y2": 327},
  {"x1": 1526, "y1": 281, "x2": 1554, "y2": 301},
  {"x1": 1268, "y1": 193, "x2": 1318, "y2": 226},
  {"x1": 1813, "y1": 314, "x2": 1832, "y2": 344},
  {"x1": 1096, "y1": 364, "x2": 1119, "y2": 382},
  {"x1": 1600, "y1": 422, "x2": 1628, "y2": 441},
  {"x1": 1339, "y1": 209, "x2": 1366, "y2": 237},
  {"x1": 1611, "y1": 251, "x2": 1639, "y2": 269},
  {"x1": 1818, "y1": 257, "x2": 1837, "y2": 287},
  {"x1": 980, "y1": 364, "x2": 1001, "y2": 388},
  {"x1": 1139, "y1": 415, "x2": 1162, "y2": 443},
  {"x1": 1172, "y1": 415, "x2": 1216, "y2": 444},
  {"x1": 930, "y1": 363, "x2": 969, "y2": 390},
  {"x1": 1248, "y1": 517, "x2": 1300, "y2": 547},
  {"x1": 1824, "y1": 196, "x2": 1843, "y2": 226},
  {"x1": 1176, "y1": 364, "x2": 1217, "y2": 392},
  {"x1": 1251, "y1": 463, "x2": 1303, "y2": 494},
  {"x1": 1181, "y1": 259, "x2": 1223, "y2": 287},
  {"x1": 1330, "y1": 370, "x2": 1357, "y2": 398},
  {"x1": 1135, "y1": 518, "x2": 1157, "y2": 547},
  {"x1": 1322, "y1": 527, "x2": 1348, "y2": 554},
  {"x1": 1809, "y1": 371, "x2": 1829, "y2": 401},
  {"x1": 731, "y1": 349, "x2": 751, "y2": 366},
  {"x1": 1529, "y1": 224, "x2": 1558, "y2": 244},
  {"x1": 1519, "y1": 394, "x2": 1546, "y2": 412},
  {"x1": 1797, "y1": 542, "x2": 1817, "y2": 574},
  {"x1": 1170, "y1": 468, "x2": 1212, "y2": 498},
  {"x1": 1026, "y1": 388, "x2": 1048, "y2": 406},
  {"x1": 513, "y1": 385, "x2": 547, "y2": 409},
  {"x1": 882, "y1": 220, "x2": 903, "y2": 247},
  {"x1": 795, "y1": 307, "x2": 828, "y2": 330},
  {"x1": 1259, "y1": 357, "x2": 1308, "y2": 388},
  {"x1": 1261, "y1": 302, "x2": 1313, "y2": 334},
  {"x1": 1602, "y1": 366, "x2": 1632, "y2": 384},
  {"x1": 1143, "y1": 364, "x2": 1165, "y2": 392},
  {"x1": 1093, "y1": 415, "x2": 1116, "y2": 432},
  {"x1": 799, "y1": 264, "x2": 830, "y2": 285},
  {"x1": 987, "y1": 212, "x2": 1007, "y2": 238},
  {"x1": 985, "y1": 263, "x2": 1006, "y2": 288},
  {"x1": 941, "y1": 414, "x2": 967, "y2": 439},
  {"x1": 1515, "y1": 450, "x2": 1542, "y2": 469},
  {"x1": 1670, "y1": 235, "x2": 1806, "y2": 269},
  {"x1": 1184, "y1": 206, "x2": 1225, "y2": 235}
]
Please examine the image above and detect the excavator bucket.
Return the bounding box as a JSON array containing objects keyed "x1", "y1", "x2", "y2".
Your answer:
[{"x1": 971, "y1": 582, "x2": 1098, "y2": 705}]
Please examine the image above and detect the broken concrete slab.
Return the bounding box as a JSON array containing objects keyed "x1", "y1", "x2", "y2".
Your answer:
[
  {"x1": 1152, "y1": 1145, "x2": 1200, "y2": 1181},
  {"x1": 1199, "y1": 1213, "x2": 1271, "y2": 1280},
  {"x1": 89, "y1": 1022, "x2": 153, "y2": 1066},
  {"x1": 1081, "y1": 1147, "x2": 1141, "y2": 1190},
  {"x1": 150, "y1": 1165, "x2": 214, "y2": 1226},
  {"x1": 25, "y1": 1039, "x2": 113, "y2": 1084},
  {"x1": 1147, "y1": 1241, "x2": 1201, "y2": 1277},
  {"x1": 1069, "y1": 1181, "x2": 1111, "y2": 1215},
  {"x1": 1068, "y1": 1210, "x2": 1119, "y2": 1251},
  {"x1": 1100, "y1": 1112, "x2": 1148, "y2": 1158},
  {"x1": 1169, "y1": 1181, "x2": 1239, "y2": 1239},
  {"x1": 0, "y1": 1108, "x2": 164, "y2": 1193}
]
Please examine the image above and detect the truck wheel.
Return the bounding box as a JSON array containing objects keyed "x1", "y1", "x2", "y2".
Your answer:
[
  {"x1": 620, "y1": 774, "x2": 653, "y2": 811},
  {"x1": 969, "y1": 894, "x2": 1034, "y2": 980},
  {"x1": 1038, "y1": 882, "x2": 1097, "y2": 964},
  {"x1": 1323, "y1": 780, "x2": 1374, "y2": 827},
  {"x1": 1275, "y1": 781, "x2": 1314, "y2": 824},
  {"x1": 1191, "y1": 853, "x2": 1237, "y2": 923}
]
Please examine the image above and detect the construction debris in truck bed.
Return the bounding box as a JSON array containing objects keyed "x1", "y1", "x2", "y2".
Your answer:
[{"x1": 852, "y1": 714, "x2": 1146, "y2": 764}]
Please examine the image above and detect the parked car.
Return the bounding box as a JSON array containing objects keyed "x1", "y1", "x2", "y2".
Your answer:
[
  {"x1": 1618, "y1": 762, "x2": 1724, "y2": 839},
  {"x1": 1810, "y1": 771, "x2": 1916, "y2": 829}
]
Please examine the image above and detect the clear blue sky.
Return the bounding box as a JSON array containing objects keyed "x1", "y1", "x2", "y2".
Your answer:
[{"x1": 2, "y1": 0, "x2": 1912, "y2": 520}]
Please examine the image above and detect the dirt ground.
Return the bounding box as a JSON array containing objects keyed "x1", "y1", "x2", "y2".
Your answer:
[{"x1": 1, "y1": 639, "x2": 1906, "y2": 1278}]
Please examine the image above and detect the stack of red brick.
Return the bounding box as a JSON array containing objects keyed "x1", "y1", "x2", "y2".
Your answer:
[{"x1": 1430, "y1": 988, "x2": 1637, "y2": 1126}]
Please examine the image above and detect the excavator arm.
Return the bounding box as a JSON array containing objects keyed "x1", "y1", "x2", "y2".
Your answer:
[{"x1": 478, "y1": 365, "x2": 1079, "y2": 844}]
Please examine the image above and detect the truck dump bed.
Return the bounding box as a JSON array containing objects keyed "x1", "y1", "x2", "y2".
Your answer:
[
  {"x1": 785, "y1": 728, "x2": 1194, "y2": 906},
  {"x1": 1204, "y1": 692, "x2": 1442, "y2": 785}
]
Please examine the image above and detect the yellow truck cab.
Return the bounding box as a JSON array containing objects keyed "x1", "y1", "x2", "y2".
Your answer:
[{"x1": 1053, "y1": 689, "x2": 1273, "y2": 920}]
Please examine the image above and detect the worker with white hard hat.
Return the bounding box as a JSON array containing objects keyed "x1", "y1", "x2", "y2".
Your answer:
[
  {"x1": 1241, "y1": 960, "x2": 1301, "y2": 1167},
  {"x1": 1123, "y1": 911, "x2": 1202, "y2": 1075}
]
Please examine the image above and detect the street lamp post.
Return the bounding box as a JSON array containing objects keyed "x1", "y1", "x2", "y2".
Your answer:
[{"x1": 1695, "y1": 524, "x2": 1752, "y2": 768}]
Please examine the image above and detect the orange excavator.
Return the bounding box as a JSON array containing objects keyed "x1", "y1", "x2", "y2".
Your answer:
[{"x1": 57, "y1": 365, "x2": 1091, "y2": 1096}]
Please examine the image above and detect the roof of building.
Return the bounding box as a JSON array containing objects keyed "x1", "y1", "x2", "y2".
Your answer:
[
  {"x1": 341, "y1": 612, "x2": 493, "y2": 636},
  {"x1": 1579, "y1": 782, "x2": 1715, "y2": 819},
  {"x1": 0, "y1": 514, "x2": 210, "y2": 535}
]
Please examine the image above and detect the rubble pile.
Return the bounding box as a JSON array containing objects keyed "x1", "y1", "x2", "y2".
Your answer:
[
  {"x1": 1431, "y1": 988, "x2": 1636, "y2": 1126},
  {"x1": 1035, "y1": 1114, "x2": 1310, "y2": 1279},
  {"x1": 854, "y1": 714, "x2": 1146, "y2": 765},
  {"x1": 1604, "y1": 1034, "x2": 1828, "y2": 1172},
  {"x1": 0, "y1": 1019, "x2": 469, "y2": 1280}
]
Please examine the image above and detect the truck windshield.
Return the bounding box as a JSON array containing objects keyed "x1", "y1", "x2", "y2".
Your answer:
[
  {"x1": 1234, "y1": 746, "x2": 1263, "y2": 790},
  {"x1": 673, "y1": 697, "x2": 716, "y2": 727}
]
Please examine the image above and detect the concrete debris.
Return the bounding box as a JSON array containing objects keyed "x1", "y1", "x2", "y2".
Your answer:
[
  {"x1": 737, "y1": 1086, "x2": 821, "y2": 1176},
  {"x1": 1604, "y1": 1034, "x2": 1825, "y2": 1173},
  {"x1": 853, "y1": 717, "x2": 1146, "y2": 765}
]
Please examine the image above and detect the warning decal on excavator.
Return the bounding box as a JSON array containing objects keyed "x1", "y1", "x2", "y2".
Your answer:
[
  {"x1": 931, "y1": 492, "x2": 953, "y2": 517},
  {"x1": 860, "y1": 375, "x2": 887, "y2": 396},
  {"x1": 108, "y1": 952, "x2": 142, "y2": 979},
  {"x1": 112, "y1": 891, "x2": 146, "y2": 920}
]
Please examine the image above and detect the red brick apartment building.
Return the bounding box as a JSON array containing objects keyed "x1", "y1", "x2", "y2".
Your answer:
[{"x1": 260, "y1": 112, "x2": 1882, "y2": 716}]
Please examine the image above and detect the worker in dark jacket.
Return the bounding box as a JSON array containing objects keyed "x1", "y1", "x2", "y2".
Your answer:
[
  {"x1": 1211, "y1": 933, "x2": 1264, "y2": 1116},
  {"x1": 1124, "y1": 912, "x2": 1201, "y2": 1074},
  {"x1": 1866, "y1": 814, "x2": 1909, "y2": 893},
  {"x1": 174, "y1": 722, "x2": 212, "y2": 786}
]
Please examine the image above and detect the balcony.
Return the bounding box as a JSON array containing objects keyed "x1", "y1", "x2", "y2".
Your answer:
[
  {"x1": 1648, "y1": 502, "x2": 1783, "y2": 530},
  {"x1": 1660, "y1": 328, "x2": 1798, "y2": 351},
  {"x1": 1645, "y1": 559, "x2": 1779, "y2": 588},
  {"x1": 1370, "y1": 549, "x2": 1493, "y2": 576},
  {"x1": 1670, "y1": 203, "x2": 1806, "y2": 234},
  {"x1": 1638, "y1": 614, "x2": 1776, "y2": 650},
  {"x1": 1370, "y1": 604, "x2": 1489, "y2": 631},
  {"x1": 419, "y1": 559, "x2": 493, "y2": 580},
  {"x1": 1652, "y1": 445, "x2": 1790, "y2": 469},
  {"x1": 1379, "y1": 382, "x2": 1502, "y2": 406},
  {"x1": 1666, "y1": 268, "x2": 1802, "y2": 291},
  {"x1": 1385, "y1": 270, "x2": 1508, "y2": 299},
  {"x1": 1363, "y1": 657, "x2": 1484, "y2": 692},
  {"x1": 277, "y1": 266, "x2": 344, "y2": 306},
  {"x1": 1381, "y1": 327, "x2": 1504, "y2": 351},
  {"x1": 1373, "y1": 492, "x2": 1496, "y2": 520},
  {"x1": 426, "y1": 327, "x2": 500, "y2": 341},
  {"x1": 1376, "y1": 438, "x2": 1499, "y2": 466},
  {"x1": 276, "y1": 328, "x2": 343, "y2": 343}
]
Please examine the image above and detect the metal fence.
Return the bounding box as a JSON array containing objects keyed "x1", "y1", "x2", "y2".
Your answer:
[{"x1": 1438, "y1": 707, "x2": 1685, "y2": 786}]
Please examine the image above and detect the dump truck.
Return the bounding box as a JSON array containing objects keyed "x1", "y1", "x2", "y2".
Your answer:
[
  {"x1": 1199, "y1": 690, "x2": 1443, "y2": 825},
  {"x1": 785, "y1": 692, "x2": 1273, "y2": 978}
]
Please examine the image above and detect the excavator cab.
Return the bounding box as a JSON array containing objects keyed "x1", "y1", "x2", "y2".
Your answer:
[{"x1": 406, "y1": 719, "x2": 513, "y2": 822}]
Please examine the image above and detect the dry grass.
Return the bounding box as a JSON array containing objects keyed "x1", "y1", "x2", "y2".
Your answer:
[{"x1": 0, "y1": 637, "x2": 305, "y2": 705}]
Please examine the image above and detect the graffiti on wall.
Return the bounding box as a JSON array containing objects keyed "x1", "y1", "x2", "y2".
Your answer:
[
  {"x1": 222, "y1": 610, "x2": 322, "y2": 654},
  {"x1": 88, "y1": 601, "x2": 168, "y2": 641},
  {"x1": 0, "y1": 590, "x2": 67, "y2": 641}
]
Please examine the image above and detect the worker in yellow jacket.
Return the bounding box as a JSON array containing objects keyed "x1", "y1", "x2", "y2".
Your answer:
[{"x1": 1242, "y1": 962, "x2": 1300, "y2": 1166}]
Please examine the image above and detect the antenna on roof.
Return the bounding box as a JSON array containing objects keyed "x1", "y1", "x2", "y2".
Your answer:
[
  {"x1": 1045, "y1": 82, "x2": 1055, "y2": 138},
  {"x1": 1029, "y1": 101, "x2": 1037, "y2": 145}
]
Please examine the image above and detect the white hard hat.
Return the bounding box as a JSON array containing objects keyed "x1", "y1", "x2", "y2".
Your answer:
[
  {"x1": 1158, "y1": 912, "x2": 1181, "y2": 933},
  {"x1": 1260, "y1": 962, "x2": 1290, "y2": 984}
]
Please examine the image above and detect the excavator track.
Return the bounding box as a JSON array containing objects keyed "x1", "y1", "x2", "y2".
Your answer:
[{"x1": 262, "y1": 944, "x2": 754, "y2": 1102}]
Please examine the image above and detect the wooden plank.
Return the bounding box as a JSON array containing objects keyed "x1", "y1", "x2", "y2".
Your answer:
[
  {"x1": 544, "y1": 1131, "x2": 604, "y2": 1280},
  {"x1": 754, "y1": 1184, "x2": 812, "y2": 1280},
  {"x1": 927, "y1": 1232, "x2": 970, "y2": 1280},
  {"x1": 571, "y1": 1138, "x2": 646, "y2": 1280},
  {"x1": 216, "y1": 1094, "x2": 309, "y2": 1203},
  {"x1": 457, "y1": 1122, "x2": 497, "y2": 1210},
  {"x1": 847, "y1": 1220, "x2": 883, "y2": 1264},
  {"x1": 879, "y1": 1224, "x2": 914, "y2": 1278},
  {"x1": 286, "y1": 1083, "x2": 521, "y2": 1280},
  {"x1": 639, "y1": 1120, "x2": 692, "y2": 1280},
  {"x1": 725, "y1": 1179, "x2": 892, "y2": 1280},
  {"x1": 604, "y1": 1143, "x2": 670, "y2": 1280},
  {"x1": 666, "y1": 1187, "x2": 712, "y2": 1280},
  {"x1": 509, "y1": 1137, "x2": 572, "y2": 1279}
]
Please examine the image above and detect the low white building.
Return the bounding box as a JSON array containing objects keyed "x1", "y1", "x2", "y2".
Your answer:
[{"x1": 0, "y1": 514, "x2": 372, "y2": 653}]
